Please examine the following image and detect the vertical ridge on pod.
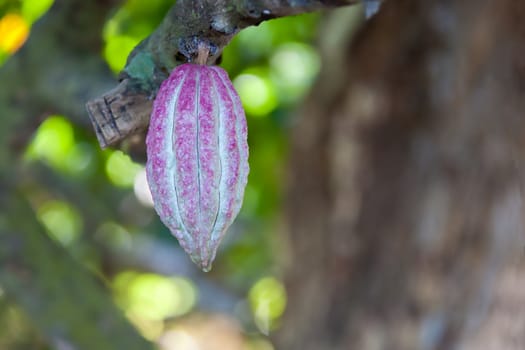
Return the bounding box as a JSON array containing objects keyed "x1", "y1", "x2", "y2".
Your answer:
[
  {"x1": 146, "y1": 68, "x2": 188, "y2": 247},
  {"x1": 210, "y1": 67, "x2": 249, "y2": 242},
  {"x1": 218, "y1": 67, "x2": 249, "y2": 221}
]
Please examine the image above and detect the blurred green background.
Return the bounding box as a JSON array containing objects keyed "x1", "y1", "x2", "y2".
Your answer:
[{"x1": 0, "y1": 0, "x2": 330, "y2": 349}]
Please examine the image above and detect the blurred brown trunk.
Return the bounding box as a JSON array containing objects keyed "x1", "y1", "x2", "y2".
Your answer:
[{"x1": 279, "y1": 1, "x2": 525, "y2": 349}]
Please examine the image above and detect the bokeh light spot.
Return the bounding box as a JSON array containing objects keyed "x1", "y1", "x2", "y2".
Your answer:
[
  {"x1": 105, "y1": 151, "x2": 143, "y2": 187},
  {"x1": 113, "y1": 272, "x2": 197, "y2": 322},
  {"x1": 233, "y1": 73, "x2": 277, "y2": 117},
  {"x1": 270, "y1": 42, "x2": 320, "y2": 102},
  {"x1": 37, "y1": 200, "x2": 82, "y2": 246},
  {"x1": 0, "y1": 13, "x2": 29, "y2": 54},
  {"x1": 249, "y1": 277, "x2": 287, "y2": 334},
  {"x1": 104, "y1": 35, "x2": 140, "y2": 73},
  {"x1": 21, "y1": 0, "x2": 54, "y2": 24},
  {"x1": 26, "y1": 115, "x2": 75, "y2": 170},
  {"x1": 134, "y1": 169, "x2": 154, "y2": 207}
]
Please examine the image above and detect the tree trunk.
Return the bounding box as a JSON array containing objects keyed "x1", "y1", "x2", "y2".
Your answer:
[{"x1": 279, "y1": 1, "x2": 525, "y2": 349}]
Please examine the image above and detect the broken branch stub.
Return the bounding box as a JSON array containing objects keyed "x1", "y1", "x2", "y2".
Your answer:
[{"x1": 86, "y1": 79, "x2": 152, "y2": 148}]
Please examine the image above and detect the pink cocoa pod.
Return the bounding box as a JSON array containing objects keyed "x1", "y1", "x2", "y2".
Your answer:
[{"x1": 146, "y1": 63, "x2": 249, "y2": 271}]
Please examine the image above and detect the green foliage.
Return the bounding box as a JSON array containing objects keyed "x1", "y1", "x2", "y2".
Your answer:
[
  {"x1": 103, "y1": 0, "x2": 175, "y2": 73},
  {"x1": 0, "y1": 0, "x2": 52, "y2": 21},
  {"x1": 20, "y1": 0, "x2": 53, "y2": 23}
]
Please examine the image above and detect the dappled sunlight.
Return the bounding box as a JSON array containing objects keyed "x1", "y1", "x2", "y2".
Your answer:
[
  {"x1": 104, "y1": 35, "x2": 140, "y2": 73},
  {"x1": 20, "y1": 0, "x2": 54, "y2": 23},
  {"x1": 270, "y1": 42, "x2": 320, "y2": 103},
  {"x1": 26, "y1": 116, "x2": 74, "y2": 167},
  {"x1": 25, "y1": 115, "x2": 97, "y2": 176},
  {"x1": 234, "y1": 71, "x2": 278, "y2": 117},
  {"x1": 113, "y1": 271, "x2": 197, "y2": 325},
  {"x1": 0, "y1": 13, "x2": 28, "y2": 53},
  {"x1": 105, "y1": 150, "x2": 143, "y2": 187},
  {"x1": 37, "y1": 200, "x2": 82, "y2": 246},
  {"x1": 249, "y1": 277, "x2": 287, "y2": 334},
  {"x1": 112, "y1": 271, "x2": 201, "y2": 340}
]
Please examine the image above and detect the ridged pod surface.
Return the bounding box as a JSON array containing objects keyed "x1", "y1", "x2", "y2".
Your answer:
[{"x1": 146, "y1": 63, "x2": 249, "y2": 271}]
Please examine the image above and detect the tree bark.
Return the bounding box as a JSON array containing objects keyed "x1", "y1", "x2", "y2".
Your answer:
[{"x1": 280, "y1": 0, "x2": 525, "y2": 349}]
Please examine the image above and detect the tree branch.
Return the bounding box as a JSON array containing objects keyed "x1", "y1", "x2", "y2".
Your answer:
[{"x1": 86, "y1": 0, "x2": 358, "y2": 148}]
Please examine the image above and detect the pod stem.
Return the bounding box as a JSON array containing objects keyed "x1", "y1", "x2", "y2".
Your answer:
[{"x1": 196, "y1": 43, "x2": 210, "y2": 65}]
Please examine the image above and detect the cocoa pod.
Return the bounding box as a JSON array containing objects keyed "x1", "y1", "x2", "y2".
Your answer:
[{"x1": 146, "y1": 63, "x2": 249, "y2": 271}]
